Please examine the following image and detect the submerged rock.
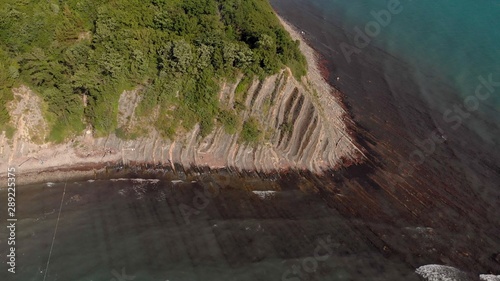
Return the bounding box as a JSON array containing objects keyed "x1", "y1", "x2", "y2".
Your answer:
[
  {"x1": 415, "y1": 264, "x2": 476, "y2": 281},
  {"x1": 480, "y1": 275, "x2": 500, "y2": 281}
]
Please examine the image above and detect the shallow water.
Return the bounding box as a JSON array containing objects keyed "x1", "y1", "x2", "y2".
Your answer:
[
  {"x1": 273, "y1": 0, "x2": 500, "y2": 140},
  {"x1": 1, "y1": 178, "x2": 423, "y2": 280},
  {"x1": 2, "y1": 1, "x2": 500, "y2": 280},
  {"x1": 270, "y1": 0, "x2": 500, "y2": 276}
]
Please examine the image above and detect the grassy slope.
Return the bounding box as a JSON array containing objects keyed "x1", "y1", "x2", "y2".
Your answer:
[{"x1": 0, "y1": 0, "x2": 306, "y2": 142}]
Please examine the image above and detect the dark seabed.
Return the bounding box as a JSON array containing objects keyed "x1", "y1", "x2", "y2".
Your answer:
[
  {"x1": 270, "y1": 0, "x2": 500, "y2": 276},
  {"x1": 2, "y1": 177, "x2": 424, "y2": 281},
  {"x1": 2, "y1": 0, "x2": 500, "y2": 280}
]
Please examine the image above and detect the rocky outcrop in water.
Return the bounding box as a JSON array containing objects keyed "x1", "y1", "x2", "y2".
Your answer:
[{"x1": 415, "y1": 264, "x2": 500, "y2": 281}]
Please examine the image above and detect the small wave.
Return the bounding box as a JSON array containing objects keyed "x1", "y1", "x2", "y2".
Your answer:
[
  {"x1": 416, "y1": 264, "x2": 486, "y2": 281},
  {"x1": 111, "y1": 178, "x2": 160, "y2": 184},
  {"x1": 252, "y1": 190, "x2": 277, "y2": 200},
  {"x1": 46, "y1": 182, "x2": 55, "y2": 187},
  {"x1": 404, "y1": 226, "x2": 434, "y2": 233},
  {"x1": 133, "y1": 178, "x2": 160, "y2": 184},
  {"x1": 480, "y1": 275, "x2": 500, "y2": 281},
  {"x1": 132, "y1": 185, "x2": 147, "y2": 200},
  {"x1": 404, "y1": 226, "x2": 435, "y2": 239},
  {"x1": 111, "y1": 178, "x2": 128, "y2": 182},
  {"x1": 34, "y1": 209, "x2": 56, "y2": 222},
  {"x1": 156, "y1": 191, "x2": 167, "y2": 202},
  {"x1": 171, "y1": 180, "x2": 184, "y2": 184}
]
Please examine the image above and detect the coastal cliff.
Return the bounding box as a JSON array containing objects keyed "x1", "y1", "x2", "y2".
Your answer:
[{"x1": 0, "y1": 20, "x2": 363, "y2": 186}]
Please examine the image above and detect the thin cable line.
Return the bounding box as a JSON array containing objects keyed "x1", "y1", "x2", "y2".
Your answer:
[{"x1": 43, "y1": 181, "x2": 67, "y2": 281}]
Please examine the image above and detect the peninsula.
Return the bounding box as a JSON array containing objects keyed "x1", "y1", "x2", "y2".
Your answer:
[{"x1": 0, "y1": 0, "x2": 362, "y2": 186}]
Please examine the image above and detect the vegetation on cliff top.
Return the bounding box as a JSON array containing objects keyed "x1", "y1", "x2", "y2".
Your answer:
[{"x1": 0, "y1": 0, "x2": 306, "y2": 142}]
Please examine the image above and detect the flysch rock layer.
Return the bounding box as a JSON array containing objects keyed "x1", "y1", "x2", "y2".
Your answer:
[{"x1": 0, "y1": 19, "x2": 363, "y2": 186}]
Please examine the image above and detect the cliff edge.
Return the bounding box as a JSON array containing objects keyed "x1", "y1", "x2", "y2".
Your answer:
[{"x1": 0, "y1": 19, "x2": 363, "y2": 186}]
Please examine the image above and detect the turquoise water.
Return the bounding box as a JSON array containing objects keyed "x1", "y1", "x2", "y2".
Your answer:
[
  {"x1": 371, "y1": 0, "x2": 500, "y2": 128},
  {"x1": 311, "y1": 0, "x2": 500, "y2": 89},
  {"x1": 300, "y1": 0, "x2": 500, "y2": 140}
]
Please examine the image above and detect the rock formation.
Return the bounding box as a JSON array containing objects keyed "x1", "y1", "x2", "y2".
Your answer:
[
  {"x1": 0, "y1": 63, "x2": 362, "y2": 185},
  {"x1": 0, "y1": 19, "x2": 363, "y2": 185}
]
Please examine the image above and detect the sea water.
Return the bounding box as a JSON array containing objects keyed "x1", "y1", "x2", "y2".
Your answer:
[
  {"x1": 0, "y1": 179, "x2": 421, "y2": 280},
  {"x1": 268, "y1": 0, "x2": 500, "y2": 279},
  {"x1": 2, "y1": 1, "x2": 500, "y2": 280},
  {"x1": 273, "y1": 0, "x2": 500, "y2": 144}
]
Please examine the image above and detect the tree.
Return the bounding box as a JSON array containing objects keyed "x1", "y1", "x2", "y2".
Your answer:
[
  {"x1": 241, "y1": 117, "x2": 262, "y2": 143},
  {"x1": 130, "y1": 49, "x2": 148, "y2": 76},
  {"x1": 0, "y1": 62, "x2": 13, "y2": 128},
  {"x1": 195, "y1": 44, "x2": 213, "y2": 71},
  {"x1": 97, "y1": 49, "x2": 124, "y2": 78},
  {"x1": 257, "y1": 34, "x2": 275, "y2": 51},
  {"x1": 159, "y1": 40, "x2": 193, "y2": 74},
  {"x1": 0, "y1": 0, "x2": 307, "y2": 141}
]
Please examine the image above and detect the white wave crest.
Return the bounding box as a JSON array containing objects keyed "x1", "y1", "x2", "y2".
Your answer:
[
  {"x1": 480, "y1": 275, "x2": 500, "y2": 281},
  {"x1": 110, "y1": 178, "x2": 160, "y2": 184},
  {"x1": 415, "y1": 264, "x2": 471, "y2": 281},
  {"x1": 252, "y1": 190, "x2": 277, "y2": 200}
]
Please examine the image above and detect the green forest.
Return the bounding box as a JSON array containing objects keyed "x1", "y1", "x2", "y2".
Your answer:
[{"x1": 0, "y1": 0, "x2": 306, "y2": 142}]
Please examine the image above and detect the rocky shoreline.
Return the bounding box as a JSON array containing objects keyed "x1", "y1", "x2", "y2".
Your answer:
[{"x1": 0, "y1": 15, "x2": 363, "y2": 188}]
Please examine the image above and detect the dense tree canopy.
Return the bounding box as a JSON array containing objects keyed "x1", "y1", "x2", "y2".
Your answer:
[{"x1": 0, "y1": 0, "x2": 306, "y2": 141}]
